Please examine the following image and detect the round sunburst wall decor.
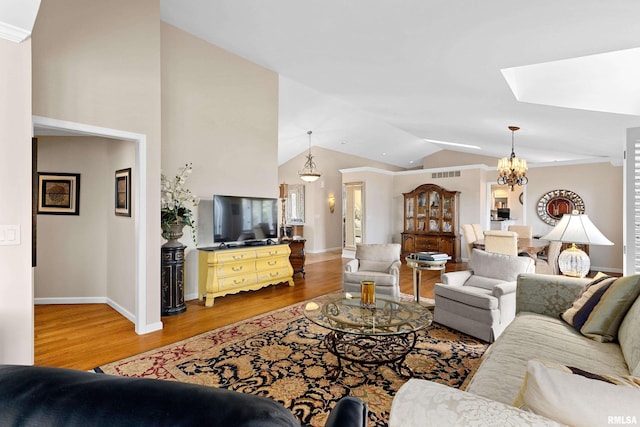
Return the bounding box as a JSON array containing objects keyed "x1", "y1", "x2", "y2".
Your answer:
[{"x1": 537, "y1": 189, "x2": 585, "y2": 226}]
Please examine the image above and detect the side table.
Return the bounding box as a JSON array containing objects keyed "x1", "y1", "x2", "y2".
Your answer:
[
  {"x1": 161, "y1": 245, "x2": 186, "y2": 316},
  {"x1": 288, "y1": 238, "x2": 306, "y2": 278},
  {"x1": 405, "y1": 256, "x2": 449, "y2": 303}
]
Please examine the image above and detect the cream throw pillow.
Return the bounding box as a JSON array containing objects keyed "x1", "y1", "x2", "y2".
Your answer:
[{"x1": 514, "y1": 359, "x2": 640, "y2": 427}]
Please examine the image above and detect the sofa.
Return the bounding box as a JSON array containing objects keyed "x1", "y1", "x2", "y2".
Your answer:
[
  {"x1": 0, "y1": 365, "x2": 367, "y2": 427},
  {"x1": 434, "y1": 249, "x2": 535, "y2": 342},
  {"x1": 390, "y1": 273, "x2": 640, "y2": 426}
]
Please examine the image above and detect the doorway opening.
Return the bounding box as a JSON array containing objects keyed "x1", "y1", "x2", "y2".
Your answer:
[
  {"x1": 343, "y1": 182, "x2": 364, "y2": 253},
  {"x1": 32, "y1": 115, "x2": 156, "y2": 334},
  {"x1": 485, "y1": 182, "x2": 526, "y2": 230}
]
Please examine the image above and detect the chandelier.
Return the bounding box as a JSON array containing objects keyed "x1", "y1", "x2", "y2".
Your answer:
[
  {"x1": 497, "y1": 126, "x2": 528, "y2": 191},
  {"x1": 298, "y1": 130, "x2": 322, "y2": 182}
]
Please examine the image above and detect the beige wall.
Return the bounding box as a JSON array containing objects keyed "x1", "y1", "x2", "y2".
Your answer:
[
  {"x1": 32, "y1": 0, "x2": 162, "y2": 327},
  {"x1": 30, "y1": 3, "x2": 281, "y2": 315},
  {"x1": 36, "y1": 138, "x2": 109, "y2": 299},
  {"x1": 413, "y1": 151, "x2": 623, "y2": 269},
  {"x1": 35, "y1": 137, "x2": 136, "y2": 313},
  {"x1": 357, "y1": 161, "x2": 623, "y2": 271},
  {"x1": 106, "y1": 139, "x2": 137, "y2": 309},
  {"x1": 161, "y1": 23, "x2": 279, "y2": 299},
  {"x1": 525, "y1": 161, "x2": 622, "y2": 271},
  {"x1": 393, "y1": 168, "x2": 488, "y2": 259},
  {"x1": 0, "y1": 37, "x2": 33, "y2": 364},
  {"x1": 279, "y1": 146, "x2": 402, "y2": 253},
  {"x1": 161, "y1": 22, "x2": 279, "y2": 200}
]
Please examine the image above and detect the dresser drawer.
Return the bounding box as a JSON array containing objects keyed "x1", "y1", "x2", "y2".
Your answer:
[
  {"x1": 215, "y1": 259, "x2": 255, "y2": 276},
  {"x1": 257, "y1": 267, "x2": 292, "y2": 283},
  {"x1": 216, "y1": 250, "x2": 256, "y2": 264},
  {"x1": 218, "y1": 273, "x2": 258, "y2": 291},
  {"x1": 415, "y1": 236, "x2": 439, "y2": 251},
  {"x1": 255, "y1": 246, "x2": 290, "y2": 258},
  {"x1": 256, "y1": 256, "x2": 288, "y2": 271}
]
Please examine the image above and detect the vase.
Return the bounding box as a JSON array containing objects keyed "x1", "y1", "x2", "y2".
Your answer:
[{"x1": 162, "y1": 222, "x2": 185, "y2": 248}]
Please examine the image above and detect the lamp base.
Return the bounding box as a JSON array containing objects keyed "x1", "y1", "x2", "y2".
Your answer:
[{"x1": 558, "y1": 243, "x2": 590, "y2": 278}]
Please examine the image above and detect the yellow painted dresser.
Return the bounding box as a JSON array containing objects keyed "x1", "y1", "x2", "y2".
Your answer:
[{"x1": 198, "y1": 244, "x2": 294, "y2": 307}]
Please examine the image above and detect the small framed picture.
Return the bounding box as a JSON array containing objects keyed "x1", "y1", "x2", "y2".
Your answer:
[
  {"x1": 37, "y1": 172, "x2": 80, "y2": 215},
  {"x1": 115, "y1": 168, "x2": 131, "y2": 217}
]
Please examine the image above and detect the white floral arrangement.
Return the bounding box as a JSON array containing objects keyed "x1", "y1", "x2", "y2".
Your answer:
[{"x1": 161, "y1": 163, "x2": 199, "y2": 238}]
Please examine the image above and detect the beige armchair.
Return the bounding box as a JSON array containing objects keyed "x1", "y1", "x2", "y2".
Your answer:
[
  {"x1": 343, "y1": 243, "x2": 401, "y2": 297},
  {"x1": 434, "y1": 249, "x2": 534, "y2": 342}
]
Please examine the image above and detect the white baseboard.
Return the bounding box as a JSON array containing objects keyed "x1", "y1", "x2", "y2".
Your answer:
[
  {"x1": 305, "y1": 246, "x2": 342, "y2": 254},
  {"x1": 185, "y1": 292, "x2": 199, "y2": 301},
  {"x1": 34, "y1": 297, "x2": 135, "y2": 323},
  {"x1": 136, "y1": 321, "x2": 163, "y2": 335},
  {"x1": 35, "y1": 297, "x2": 107, "y2": 305},
  {"x1": 107, "y1": 298, "x2": 135, "y2": 323}
]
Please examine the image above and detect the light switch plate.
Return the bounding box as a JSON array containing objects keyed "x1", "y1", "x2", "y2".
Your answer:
[{"x1": 0, "y1": 225, "x2": 20, "y2": 246}]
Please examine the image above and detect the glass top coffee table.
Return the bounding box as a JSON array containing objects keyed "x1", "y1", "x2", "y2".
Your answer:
[{"x1": 304, "y1": 291, "x2": 433, "y2": 378}]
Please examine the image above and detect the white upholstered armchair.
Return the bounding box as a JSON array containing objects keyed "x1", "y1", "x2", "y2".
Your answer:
[
  {"x1": 343, "y1": 243, "x2": 401, "y2": 297},
  {"x1": 434, "y1": 249, "x2": 534, "y2": 342}
]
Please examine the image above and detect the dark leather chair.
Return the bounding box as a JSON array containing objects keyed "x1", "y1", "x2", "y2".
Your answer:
[{"x1": 0, "y1": 365, "x2": 367, "y2": 427}]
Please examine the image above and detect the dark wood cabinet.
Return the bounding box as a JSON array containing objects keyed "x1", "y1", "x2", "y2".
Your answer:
[
  {"x1": 161, "y1": 245, "x2": 186, "y2": 316},
  {"x1": 401, "y1": 183, "x2": 461, "y2": 262},
  {"x1": 288, "y1": 238, "x2": 306, "y2": 278}
]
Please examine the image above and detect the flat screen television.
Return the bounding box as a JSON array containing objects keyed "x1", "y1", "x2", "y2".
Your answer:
[{"x1": 213, "y1": 195, "x2": 278, "y2": 244}]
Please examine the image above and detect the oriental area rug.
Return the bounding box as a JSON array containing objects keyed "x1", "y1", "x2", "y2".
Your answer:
[{"x1": 95, "y1": 300, "x2": 489, "y2": 427}]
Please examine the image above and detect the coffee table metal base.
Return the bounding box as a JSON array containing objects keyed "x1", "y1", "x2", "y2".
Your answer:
[{"x1": 323, "y1": 330, "x2": 418, "y2": 379}]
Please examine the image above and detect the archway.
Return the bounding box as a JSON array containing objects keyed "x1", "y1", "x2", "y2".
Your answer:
[{"x1": 32, "y1": 115, "x2": 154, "y2": 334}]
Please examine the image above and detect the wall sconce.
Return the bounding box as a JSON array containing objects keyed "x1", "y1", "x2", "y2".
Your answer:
[{"x1": 328, "y1": 195, "x2": 335, "y2": 213}]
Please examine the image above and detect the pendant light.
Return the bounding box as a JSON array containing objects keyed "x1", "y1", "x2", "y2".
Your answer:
[
  {"x1": 298, "y1": 131, "x2": 322, "y2": 182},
  {"x1": 497, "y1": 126, "x2": 528, "y2": 191}
]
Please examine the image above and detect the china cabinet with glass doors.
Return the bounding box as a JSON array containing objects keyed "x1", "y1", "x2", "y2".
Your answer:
[{"x1": 401, "y1": 183, "x2": 461, "y2": 262}]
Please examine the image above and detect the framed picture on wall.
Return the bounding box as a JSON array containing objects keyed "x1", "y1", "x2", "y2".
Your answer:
[
  {"x1": 37, "y1": 172, "x2": 81, "y2": 215},
  {"x1": 115, "y1": 168, "x2": 131, "y2": 217}
]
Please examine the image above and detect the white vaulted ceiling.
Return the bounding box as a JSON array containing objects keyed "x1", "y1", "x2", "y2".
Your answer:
[{"x1": 161, "y1": 0, "x2": 640, "y2": 168}]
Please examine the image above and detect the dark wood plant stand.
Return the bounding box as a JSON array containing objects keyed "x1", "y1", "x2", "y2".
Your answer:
[{"x1": 161, "y1": 245, "x2": 186, "y2": 316}]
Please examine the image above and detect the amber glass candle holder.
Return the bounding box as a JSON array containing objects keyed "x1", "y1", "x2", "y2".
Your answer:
[{"x1": 360, "y1": 280, "x2": 376, "y2": 308}]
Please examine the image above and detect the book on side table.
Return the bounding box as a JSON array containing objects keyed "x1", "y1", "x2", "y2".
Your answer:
[{"x1": 410, "y1": 252, "x2": 451, "y2": 261}]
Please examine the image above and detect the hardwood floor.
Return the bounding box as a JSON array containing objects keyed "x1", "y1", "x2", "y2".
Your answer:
[{"x1": 35, "y1": 252, "x2": 467, "y2": 370}]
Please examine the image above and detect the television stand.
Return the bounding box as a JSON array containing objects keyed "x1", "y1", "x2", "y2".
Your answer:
[{"x1": 197, "y1": 244, "x2": 294, "y2": 307}]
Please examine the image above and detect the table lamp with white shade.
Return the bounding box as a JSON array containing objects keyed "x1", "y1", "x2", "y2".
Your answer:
[{"x1": 541, "y1": 210, "x2": 613, "y2": 278}]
